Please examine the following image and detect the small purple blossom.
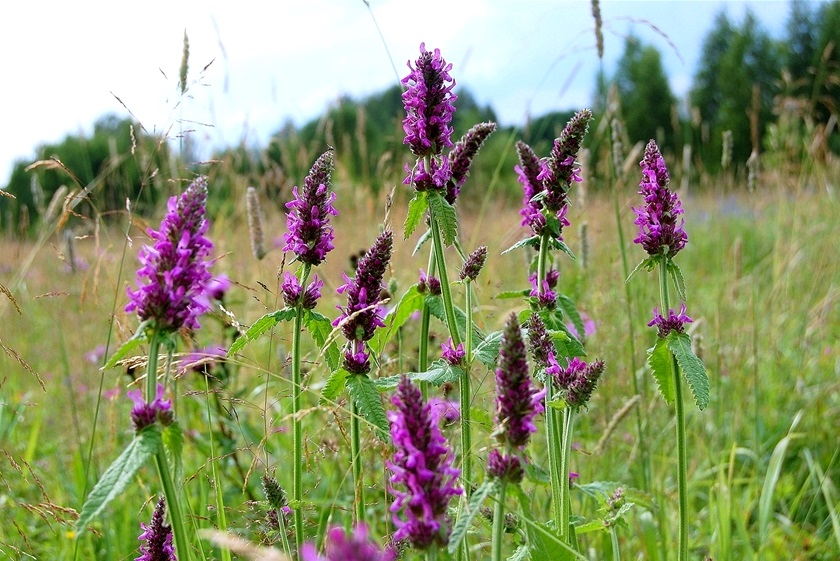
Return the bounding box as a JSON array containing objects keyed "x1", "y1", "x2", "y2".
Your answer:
[
  {"x1": 387, "y1": 376, "x2": 461, "y2": 549},
  {"x1": 128, "y1": 384, "x2": 173, "y2": 432},
  {"x1": 486, "y1": 449, "x2": 524, "y2": 484},
  {"x1": 428, "y1": 397, "x2": 460, "y2": 424},
  {"x1": 402, "y1": 43, "x2": 457, "y2": 158},
  {"x1": 494, "y1": 314, "x2": 545, "y2": 449},
  {"x1": 281, "y1": 271, "x2": 323, "y2": 310},
  {"x1": 441, "y1": 338, "x2": 465, "y2": 367},
  {"x1": 300, "y1": 524, "x2": 396, "y2": 561},
  {"x1": 126, "y1": 177, "x2": 213, "y2": 332},
  {"x1": 283, "y1": 150, "x2": 338, "y2": 266},
  {"x1": 566, "y1": 311, "x2": 597, "y2": 341},
  {"x1": 403, "y1": 156, "x2": 452, "y2": 192},
  {"x1": 343, "y1": 345, "x2": 372, "y2": 374},
  {"x1": 529, "y1": 274, "x2": 557, "y2": 309},
  {"x1": 205, "y1": 274, "x2": 232, "y2": 301},
  {"x1": 632, "y1": 140, "x2": 688, "y2": 258},
  {"x1": 136, "y1": 497, "x2": 176, "y2": 561},
  {"x1": 417, "y1": 269, "x2": 441, "y2": 296},
  {"x1": 647, "y1": 303, "x2": 693, "y2": 338},
  {"x1": 546, "y1": 356, "x2": 605, "y2": 409}
]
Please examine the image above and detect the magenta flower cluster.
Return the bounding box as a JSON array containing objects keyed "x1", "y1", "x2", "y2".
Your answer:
[
  {"x1": 441, "y1": 338, "x2": 465, "y2": 367},
  {"x1": 402, "y1": 43, "x2": 457, "y2": 158},
  {"x1": 283, "y1": 150, "x2": 338, "y2": 267},
  {"x1": 546, "y1": 356, "x2": 606, "y2": 409},
  {"x1": 126, "y1": 177, "x2": 213, "y2": 332},
  {"x1": 633, "y1": 140, "x2": 688, "y2": 258},
  {"x1": 334, "y1": 231, "x2": 393, "y2": 373},
  {"x1": 387, "y1": 376, "x2": 461, "y2": 549},
  {"x1": 417, "y1": 268, "x2": 441, "y2": 295},
  {"x1": 136, "y1": 497, "x2": 176, "y2": 561},
  {"x1": 128, "y1": 384, "x2": 173, "y2": 432},
  {"x1": 648, "y1": 303, "x2": 693, "y2": 338},
  {"x1": 529, "y1": 269, "x2": 560, "y2": 309},
  {"x1": 281, "y1": 271, "x2": 323, "y2": 310},
  {"x1": 300, "y1": 524, "x2": 395, "y2": 561}
]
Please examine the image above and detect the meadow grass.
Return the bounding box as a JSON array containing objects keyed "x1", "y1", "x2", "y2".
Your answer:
[{"x1": 0, "y1": 161, "x2": 837, "y2": 559}]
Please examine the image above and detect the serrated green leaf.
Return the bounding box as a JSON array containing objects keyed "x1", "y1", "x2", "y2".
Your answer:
[
  {"x1": 76, "y1": 426, "x2": 162, "y2": 534},
  {"x1": 574, "y1": 519, "x2": 607, "y2": 534},
  {"x1": 448, "y1": 479, "x2": 499, "y2": 553},
  {"x1": 320, "y1": 368, "x2": 349, "y2": 404},
  {"x1": 103, "y1": 323, "x2": 149, "y2": 369},
  {"x1": 667, "y1": 332, "x2": 710, "y2": 410},
  {"x1": 346, "y1": 374, "x2": 389, "y2": 441},
  {"x1": 473, "y1": 330, "x2": 503, "y2": 369},
  {"x1": 493, "y1": 289, "x2": 530, "y2": 300},
  {"x1": 428, "y1": 192, "x2": 459, "y2": 246},
  {"x1": 426, "y1": 295, "x2": 484, "y2": 347},
  {"x1": 305, "y1": 310, "x2": 340, "y2": 372},
  {"x1": 404, "y1": 192, "x2": 428, "y2": 239},
  {"x1": 541, "y1": 311, "x2": 586, "y2": 359},
  {"x1": 501, "y1": 235, "x2": 540, "y2": 255},
  {"x1": 162, "y1": 421, "x2": 184, "y2": 483},
  {"x1": 410, "y1": 360, "x2": 462, "y2": 386},
  {"x1": 668, "y1": 260, "x2": 687, "y2": 302},
  {"x1": 625, "y1": 257, "x2": 657, "y2": 284},
  {"x1": 369, "y1": 286, "x2": 425, "y2": 355},
  {"x1": 507, "y1": 545, "x2": 529, "y2": 561},
  {"x1": 556, "y1": 294, "x2": 585, "y2": 343},
  {"x1": 412, "y1": 228, "x2": 432, "y2": 255},
  {"x1": 228, "y1": 308, "x2": 295, "y2": 356},
  {"x1": 552, "y1": 239, "x2": 576, "y2": 261},
  {"x1": 647, "y1": 337, "x2": 675, "y2": 404},
  {"x1": 373, "y1": 375, "x2": 401, "y2": 391}
]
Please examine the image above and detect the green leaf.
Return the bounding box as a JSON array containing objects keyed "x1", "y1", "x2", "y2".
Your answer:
[
  {"x1": 493, "y1": 289, "x2": 530, "y2": 300},
  {"x1": 501, "y1": 235, "x2": 540, "y2": 255},
  {"x1": 508, "y1": 546, "x2": 529, "y2": 561},
  {"x1": 556, "y1": 294, "x2": 585, "y2": 343},
  {"x1": 346, "y1": 374, "x2": 389, "y2": 441},
  {"x1": 647, "y1": 337, "x2": 675, "y2": 405},
  {"x1": 76, "y1": 426, "x2": 162, "y2": 534},
  {"x1": 320, "y1": 368, "x2": 349, "y2": 404},
  {"x1": 162, "y1": 421, "x2": 184, "y2": 483},
  {"x1": 667, "y1": 260, "x2": 687, "y2": 302},
  {"x1": 473, "y1": 330, "x2": 503, "y2": 369},
  {"x1": 412, "y1": 228, "x2": 432, "y2": 255},
  {"x1": 373, "y1": 375, "x2": 401, "y2": 391},
  {"x1": 305, "y1": 310, "x2": 340, "y2": 372},
  {"x1": 228, "y1": 308, "x2": 296, "y2": 356},
  {"x1": 404, "y1": 192, "x2": 428, "y2": 240},
  {"x1": 541, "y1": 310, "x2": 586, "y2": 359},
  {"x1": 551, "y1": 238, "x2": 576, "y2": 261},
  {"x1": 448, "y1": 479, "x2": 499, "y2": 553},
  {"x1": 625, "y1": 257, "x2": 657, "y2": 284},
  {"x1": 103, "y1": 323, "x2": 149, "y2": 369},
  {"x1": 369, "y1": 286, "x2": 425, "y2": 356},
  {"x1": 428, "y1": 191, "x2": 459, "y2": 246},
  {"x1": 426, "y1": 295, "x2": 484, "y2": 347},
  {"x1": 521, "y1": 518, "x2": 582, "y2": 561},
  {"x1": 666, "y1": 332, "x2": 710, "y2": 410},
  {"x1": 413, "y1": 360, "x2": 462, "y2": 386},
  {"x1": 574, "y1": 518, "x2": 607, "y2": 535}
]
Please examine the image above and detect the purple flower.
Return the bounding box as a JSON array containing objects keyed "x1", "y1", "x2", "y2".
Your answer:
[
  {"x1": 459, "y1": 246, "x2": 488, "y2": 282},
  {"x1": 281, "y1": 271, "x2": 323, "y2": 310},
  {"x1": 334, "y1": 231, "x2": 393, "y2": 372},
  {"x1": 446, "y1": 122, "x2": 497, "y2": 203},
  {"x1": 565, "y1": 311, "x2": 597, "y2": 341},
  {"x1": 516, "y1": 141, "x2": 545, "y2": 231},
  {"x1": 417, "y1": 269, "x2": 441, "y2": 296},
  {"x1": 441, "y1": 338, "x2": 465, "y2": 367},
  {"x1": 126, "y1": 177, "x2": 213, "y2": 332},
  {"x1": 300, "y1": 524, "x2": 396, "y2": 561},
  {"x1": 647, "y1": 303, "x2": 693, "y2": 338},
  {"x1": 387, "y1": 376, "x2": 461, "y2": 549},
  {"x1": 486, "y1": 449, "x2": 524, "y2": 484},
  {"x1": 546, "y1": 356, "x2": 605, "y2": 409},
  {"x1": 529, "y1": 274, "x2": 557, "y2": 310},
  {"x1": 283, "y1": 150, "x2": 338, "y2": 266},
  {"x1": 494, "y1": 314, "x2": 545, "y2": 449},
  {"x1": 401, "y1": 43, "x2": 457, "y2": 158},
  {"x1": 403, "y1": 155, "x2": 452, "y2": 192},
  {"x1": 428, "y1": 397, "x2": 460, "y2": 424},
  {"x1": 633, "y1": 140, "x2": 688, "y2": 258},
  {"x1": 343, "y1": 344, "x2": 372, "y2": 375},
  {"x1": 179, "y1": 345, "x2": 226, "y2": 376},
  {"x1": 205, "y1": 274, "x2": 232, "y2": 301},
  {"x1": 136, "y1": 497, "x2": 176, "y2": 561},
  {"x1": 128, "y1": 384, "x2": 173, "y2": 432}
]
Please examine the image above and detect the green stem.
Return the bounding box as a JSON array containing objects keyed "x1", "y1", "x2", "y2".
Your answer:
[
  {"x1": 146, "y1": 328, "x2": 162, "y2": 402},
  {"x1": 291, "y1": 296, "x2": 306, "y2": 551},
  {"x1": 491, "y1": 480, "x2": 508, "y2": 561},
  {"x1": 419, "y1": 248, "x2": 436, "y2": 399},
  {"x1": 155, "y1": 450, "x2": 192, "y2": 561},
  {"x1": 350, "y1": 396, "x2": 366, "y2": 523},
  {"x1": 428, "y1": 193, "x2": 461, "y2": 347},
  {"x1": 610, "y1": 526, "x2": 622, "y2": 561},
  {"x1": 546, "y1": 383, "x2": 563, "y2": 532},
  {"x1": 205, "y1": 377, "x2": 232, "y2": 561},
  {"x1": 659, "y1": 263, "x2": 688, "y2": 561},
  {"x1": 559, "y1": 408, "x2": 576, "y2": 540},
  {"x1": 461, "y1": 282, "x2": 473, "y2": 491}
]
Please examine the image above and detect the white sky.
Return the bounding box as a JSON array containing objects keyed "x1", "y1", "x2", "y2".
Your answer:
[{"x1": 1, "y1": 0, "x2": 793, "y2": 184}]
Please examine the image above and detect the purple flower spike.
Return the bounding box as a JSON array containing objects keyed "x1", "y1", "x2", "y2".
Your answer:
[
  {"x1": 647, "y1": 303, "x2": 693, "y2": 338},
  {"x1": 516, "y1": 141, "x2": 544, "y2": 230},
  {"x1": 494, "y1": 314, "x2": 544, "y2": 449},
  {"x1": 387, "y1": 376, "x2": 461, "y2": 550},
  {"x1": 547, "y1": 355, "x2": 605, "y2": 409},
  {"x1": 343, "y1": 345, "x2": 371, "y2": 374},
  {"x1": 539, "y1": 109, "x2": 592, "y2": 212},
  {"x1": 334, "y1": 231, "x2": 393, "y2": 346},
  {"x1": 402, "y1": 43, "x2": 457, "y2": 158},
  {"x1": 446, "y1": 122, "x2": 497, "y2": 203},
  {"x1": 283, "y1": 150, "x2": 338, "y2": 266},
  {"x1": 126, "y1": 177, "x2": 213, "y2": 333},
  {"x1": 633, "y1": 140, "x2": 688, "y2": 258},
  {"x1": 441, "y1": 338, "x2": 465, "y2": 367},
  {"x1": 128, "y1": 384, "x2": 173, "y2": 432},
  {"x1": 526, "y1": 314, "x2": 554, "y2": 371},
  {"x1": 281, "y1": 271, "x2": 323, "y2": 310},
  {"x1": 486, "y1": 449, "x2": 524, "y2": 484},
  {"x1": 136, "y1": 497, "x2": 176, "y2": 561},
  {"x1": 300, "y1": 524, "x2": 396, "y2": 561},
  {"x1": 459, "y1": 246, "x2": 488, "y2": 282}
]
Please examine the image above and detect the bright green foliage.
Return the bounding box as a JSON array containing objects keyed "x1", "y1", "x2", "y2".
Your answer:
[
  {"x1": 346, "y1": 374, "x2": 389, "y2": 441},
  {"x1": 227, "y1": 308, "x2": 296, "y2": 355},
  {"x1": 648, "y1": 337, "x2": 676, "y2": 404},
  {"x1": 667, "y1": 332, "x2": 710, "y2": 410}
]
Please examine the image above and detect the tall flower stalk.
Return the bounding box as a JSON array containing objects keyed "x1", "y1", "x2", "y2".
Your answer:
[
  {"x1": 282, "y1": 150, "x2": 337, "y2": 548},
  {"x1": 629, "y1": 140, "x2": 709, "y2": 561}
]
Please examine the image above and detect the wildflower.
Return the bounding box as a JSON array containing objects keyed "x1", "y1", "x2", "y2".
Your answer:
[
  {"x1": 387, "y1": 376, "x2": 461, "y2": 549},
  {"x1": 301, "y1": 524, "x2": 395, "y2": 561},
  {"x1": 494, "y1": 314, "x2": 544, "y2": 449},
  {"x1": 446, "y1": 122, "x2": 497, "y2": 203},
  {"x1": 566, "y1": 311, "x2": 597, "y2": 341},
  {"x1": 647, "y1": 303, "x2": 693, "y2": 338},
  {"x1": 547, "y1": 356, "x2": 605, "y2": 409},
  {"x1": 515, "y1": 141, "x2": 545, "y2": 232},
  {"x1": 126, "y1": 177, "x2": 213, "y2": 332},
  {"x1": 334, "y1": 231, "x2": 393, "y2": 373},
  {"x1": 179, "y1": 345, "x2": 226, "y2": 376},
  {"x1": 417, "y1": 269, "x2": 441, "y2": 296},
  {"x1": 343, "y1": 345, "x2": 371, "y2": 375},
  {"x1": 246, "y1": 186, "x2": 267, "y2": 260},
  {"x1": 529, "y1": 274, "x2": 557, "y2": 309},
  {"x1": 205, "y1": 274, "x2": 232, "y2": 302},
  {"x1": 632, "y1": 140, "x2": 688, "y2": 258},
  {"x1": 486, "y1": 449, "x2": 524, "y2": 484},
  {"x1": 459, "y1": 245, "x2": 488, "y2": 281},
  {"x1": 441, "y1": 338, "x2": 465, "y2": 367},
  {"x1": 128, "y1": 384, "x2": 174, "y2": 431},
  {"x1": 281, "y1": 271, "x2": 323, "y2": 310},
  {"x1": 526, "y1": 314, "x2": 554, "y2": 371},
  {"x1": 428, "y1": 397, "x2": 460, "y2": 424},
  {"x1": 401, "y1": 43, "x2": 457, "y2": 158},
  {"x1": 404, "y1": 155, "x2": 452, "y2": 193},
  {"x1": 283, "y1": 150, "x2": 338, "y2": 266},
  {"x1": 136, "y1": 497, "x2": 176, "y2": 561}
]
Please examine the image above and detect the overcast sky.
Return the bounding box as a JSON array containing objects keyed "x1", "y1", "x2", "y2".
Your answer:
[{"x1": 1, "y1": 0, "x2": 796, "y2": 184}]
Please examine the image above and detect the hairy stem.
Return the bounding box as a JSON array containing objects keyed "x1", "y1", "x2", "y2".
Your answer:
[
  {"x1": 559, "y1": 407, "x2": 576, "y2": 540},
  {"x1": 491, "y1": 480, "x2": 508, "y2": 561},
  {"x1": 291, "y1": 266, "x2": 308, "y2": 551},
  {"x1": 155, "y1": 450, "x2": 192, "y2": 561},
  {"x1": 350, "y1": 396, "x2": 366, "y2": 523},
  {"x1": 428, "y1": 193, "x2": 461, "y2": 347}
]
